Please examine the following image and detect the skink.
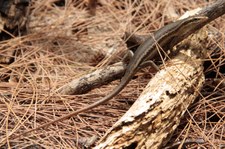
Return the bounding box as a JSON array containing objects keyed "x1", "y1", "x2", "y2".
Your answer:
[{"x1": 14, "y1": 15, "x2": 208, "y2": 138}]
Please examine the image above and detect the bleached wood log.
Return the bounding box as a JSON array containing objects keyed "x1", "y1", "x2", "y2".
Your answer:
[{"x1": 94, "y1": 29, "x2": 209, "y2": 149}]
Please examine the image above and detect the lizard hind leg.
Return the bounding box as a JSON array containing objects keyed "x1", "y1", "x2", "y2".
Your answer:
[
  {"x1": 139, "y1": 60, "x2": 159, "y2": 71},
  {"x1": 122, "y1": 50, "x2": 134, "y2": 64}
]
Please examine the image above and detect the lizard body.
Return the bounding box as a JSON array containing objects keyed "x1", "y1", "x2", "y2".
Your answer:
[{"x1": 15, "y1": 16, "x2": 208, "y2": 137}]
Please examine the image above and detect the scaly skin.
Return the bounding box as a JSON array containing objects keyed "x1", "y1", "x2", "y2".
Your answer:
[{"x1": 12, "y1": 16, "x2": 208, "y2": 139}]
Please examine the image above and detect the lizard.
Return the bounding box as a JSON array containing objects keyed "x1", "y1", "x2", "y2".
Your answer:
[{"x1": 13, "y1": 15, "x2": 208, "y2": 138}]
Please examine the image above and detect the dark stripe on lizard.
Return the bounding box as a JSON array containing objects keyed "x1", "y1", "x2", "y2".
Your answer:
[{"x1": 13, "y1": 16, "x2": 208, "y2": 138}]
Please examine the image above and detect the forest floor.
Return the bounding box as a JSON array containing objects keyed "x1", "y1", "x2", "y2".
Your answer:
[{"x1": 0, "y1": 0, "x2": 224, "y2": 148}]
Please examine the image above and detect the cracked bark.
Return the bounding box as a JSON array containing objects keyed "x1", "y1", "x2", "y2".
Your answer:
[{"x1": 94, "y1": 29, "x2": 209, "y2": 149}]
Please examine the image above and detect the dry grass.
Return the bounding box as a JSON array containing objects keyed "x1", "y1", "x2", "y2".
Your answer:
[{"x1": 0, "y1": 0, "x2": 224, "y2": 148}]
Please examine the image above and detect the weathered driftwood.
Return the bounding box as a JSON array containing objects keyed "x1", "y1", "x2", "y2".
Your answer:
[{"x1": 94, "y1": 29, "x2": 209, "y2": 149}]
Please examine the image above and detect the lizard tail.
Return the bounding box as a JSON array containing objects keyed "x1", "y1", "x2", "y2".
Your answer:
[{"x1": 13, "y1": 75, "x2": 131, "y2": 138}]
